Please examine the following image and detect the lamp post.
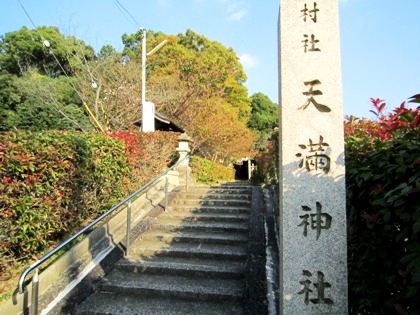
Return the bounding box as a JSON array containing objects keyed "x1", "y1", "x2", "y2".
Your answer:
[
  {"x1": 141, "y1": 29, "x2": 167, "y2": 132},
  {"x1": 141, "y1": 28, "x2": 146, "y2": 113}
]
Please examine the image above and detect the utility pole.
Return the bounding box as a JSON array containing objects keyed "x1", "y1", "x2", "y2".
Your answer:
[
  {"x1": 141, "y1": 29, "x2": 167, "y2": 132},
  {"x1": 141, "y1": 28, "x2": 147, "y2": 130}
]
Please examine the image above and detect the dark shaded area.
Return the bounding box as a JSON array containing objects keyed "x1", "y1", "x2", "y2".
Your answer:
[
  {"x1": 234, "y1": 160, "x2": 253, "y2": 180},
  {"x1": 243, "y1": 186, "x2": 268, "y2": 314},
  {"x1": 264, "y1": 185, "x2": 280, "y2": 314}
]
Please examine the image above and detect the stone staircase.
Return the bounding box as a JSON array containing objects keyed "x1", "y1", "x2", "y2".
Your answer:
[{"x1": 76, "y1": 182, "x2": 253, "y2": 315}]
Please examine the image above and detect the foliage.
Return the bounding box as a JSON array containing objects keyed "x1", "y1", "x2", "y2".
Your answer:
[
  {"x1": 13, "y1": 71, "x2": 90, "y2": 131},
  {"x1": 107, "y1": 129, "x2": 178, "y2": 192},
  {"x1": 345, "y1": 97, "x2": 420, "y2": 151},
  {"x1": 247, "y1": 93, "x2": 279, "y2": 183},
  {"x1": 1, "y1": 26, "x2": 257, "y2": 162},
  {"x1": 76, "y1": 54, "x2": 141, "y2": 131},
  {"x1": 190, "y1": 155, "x2": 235, "y2": 184},
  {"x1": 0, "y1": 130, "x2": 177, "y2": 276},
  {"x1": 0, "y1": 26, "x2": 97, "y2": 132},
  {"x1": 122, "y1": 29, "x2": 256, "y2": 162},
  {"x1": 0, "y1": 26, "x2": 94, "y2": 77},
  {"x1": 345, "y1": 96, "x2": 420, "y2": 314},
  {"x1": 188, "y1": 100, "x2": 257, "y2": 163},
  {"x1": 0, "y1": 73, "x2": 20, "y2": 131},
  {"x1": 251, "y1": 131, "x2": 279, "y2": 184},
  {"x1": 0, "y1": 70, "x2": 92, "y2": 132},
  {"x1": 248, "y1": 92, "x2": 279, "y2": 151}
]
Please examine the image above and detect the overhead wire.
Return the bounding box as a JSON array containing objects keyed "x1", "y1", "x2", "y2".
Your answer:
[
  {"x1": 112, "y1": 0, "x2": 141, "y2": 28},
  {"x1": 17, "y1": 0, "x2": 37, "y2": 28}
]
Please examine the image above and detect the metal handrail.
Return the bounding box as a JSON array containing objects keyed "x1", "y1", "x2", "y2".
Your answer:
[{"x1": 18, "y1": 154, "x2": 190, "y2": 298}]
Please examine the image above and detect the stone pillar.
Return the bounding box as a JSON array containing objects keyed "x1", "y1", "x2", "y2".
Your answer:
[{"x1": 278, "y1": 1, "x2": 348, "y2": 314}]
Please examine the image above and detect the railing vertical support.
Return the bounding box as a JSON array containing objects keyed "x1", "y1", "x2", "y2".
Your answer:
[
  {"x1": 185, "y1": 155, "x2": 189, "y2": 191},
  {"x1": 31, "y1": 268, "x2": 39, "y2": 315},
  {"x1": 164, "y1": 174, "x2": 169, "y2": 210},
  {"x1": 125, "y1": 200, "x2": 132, "y2": 257}
]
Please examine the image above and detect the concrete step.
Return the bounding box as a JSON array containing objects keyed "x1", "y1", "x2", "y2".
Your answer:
[
  {"x1": 74, "y1": 182, "x2": 254, "y2": 315},
  {"x1": 170, "y1": 198, "x2": 251, "y2": 207},
  {"x1": 128, "y1": 241, "x2": 247, "y2": 261},
  {"x1": 99, "y1": 271, "x2": 244, "y2": 301},
  {"x1": 76, "y1": 293, "x2": 244, "y2": 315},
  {"x1": 183, "y1": 186, "x2": 252, "y2": 194},
  {"x1": 159, "y1": 211, "x2": 250, "y2": 223},
  {"x1": 151, "y1": 220, "x2": 249, "y2": 234},
  {"x1": 116, "y1": 257, "x2": 245, "y2": 279},
  {"x1": 137, "y1": 230, "x2": 248, "y2": 245},
  {"x1": 173, "y1": 192, "x2": 252, "y2": 200},
  {"x1": 166, "y1": 205, "x2": 251, "y2": 215}
]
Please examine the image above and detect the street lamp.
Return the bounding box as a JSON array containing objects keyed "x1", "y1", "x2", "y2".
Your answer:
[{"x1": 141, "y1": 28, "x2": 167, "y2": 132}]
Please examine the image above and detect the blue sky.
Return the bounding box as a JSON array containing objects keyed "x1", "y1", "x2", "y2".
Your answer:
[{"x1": 1, "y1": 0, "x2": 419, "y2": 119}]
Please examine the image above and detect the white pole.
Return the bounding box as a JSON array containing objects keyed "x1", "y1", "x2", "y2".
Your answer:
[
  {"x1": 141, "y1": 28, "x2": 146, "y2": 131},
  {"x1": 141, "y1": 30, "x2": 167, "y2": 132}
]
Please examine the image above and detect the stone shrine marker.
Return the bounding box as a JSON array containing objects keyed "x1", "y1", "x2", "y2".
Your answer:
[{"x1": 278, "y1": 1, "x2": 348, "y2": 314}]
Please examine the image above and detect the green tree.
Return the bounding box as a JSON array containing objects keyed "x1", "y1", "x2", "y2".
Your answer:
[
  {"x1": 0, "y1": 26, "x2": 94, "y2": 77},
  {"x1": 0, "y1": 26, "x2": 96, "y2": 131},
  {"x1": 1, "y1": 70, "x2": 92, "y2": 131},
  {"x1": 97, "y1": 44, "x2": 122, "y2": 62},
  {"x1": 248, "y1": 92, "x2": 278, "y2": 150},
  {"x1": 248, "y1": 92, "x2": 278, "y2": 131},
  {"x1": 0, "y1": 73, "x2": 21, "y2": 130},
  {"x1": 144, "y1": 29, "x2": 254, "y2": 161},
  {"x1": 1, "y1": 26, "x2": 257, "y2": 161}
]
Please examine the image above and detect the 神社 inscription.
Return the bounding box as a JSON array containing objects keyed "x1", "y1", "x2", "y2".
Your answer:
[
  {"x1": 298, "y1": 270, "x2": 333, "y2": 305},
  {"x1": 279, "y1": 0, "x2": 348, "y2": 313},
  {"x1": 299, "y1": 202, "x2": 332, "y2": 239},
  {"x1": 296, "y1": 136, "x2": 330, "y2": 173}
]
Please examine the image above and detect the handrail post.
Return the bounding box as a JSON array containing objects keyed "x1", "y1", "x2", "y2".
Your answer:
[
  {"x1": 125, "y1": 200, "x2": 132, "y2": 257},
  {"x1": 185, "y1": 155, "x2": 189, "y2": 191},
  {"x1": 31, "y1": 268, "x2": 39, "y2": 315},
  {"x1": 164, "y1": 174, "x2": 169, "y2": 210}
]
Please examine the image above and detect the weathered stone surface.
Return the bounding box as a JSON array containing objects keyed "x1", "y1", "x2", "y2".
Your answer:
[{"x1": 278, "y1": 0, "x2": 348, "y2": 313}]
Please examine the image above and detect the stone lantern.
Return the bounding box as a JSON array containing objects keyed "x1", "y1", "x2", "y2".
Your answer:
[
  {"x1": 176, "y1": 133, "x2": 192, "y2": 161},
  {"x1": 175, "y1": 133, "x2": 192, "y2": 186}
]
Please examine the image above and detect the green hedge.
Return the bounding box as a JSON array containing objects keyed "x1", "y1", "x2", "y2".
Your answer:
[
  {"x1": 345, "y1": 98, "x2": 420, "y2": 314},
  {"x1": 347, "y1": 135, "x2": 420, "y2": 314},
  {"x1": 190, "y1": 156, "x2": 235, "y2": 184},
  {"x1": 0, "y1": 130, "x2": 178, "y2": 274}
]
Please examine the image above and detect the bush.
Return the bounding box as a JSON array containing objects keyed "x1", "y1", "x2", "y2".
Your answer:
[
  {"x1": 107, "y1": 130, "x2": 179, "y2": 192},
  {"x1": 0, "y1": 130, "x2": 178, "y2": 275},
  {"x1": 345, "y1": 97, "x2": 420, "y2": 314},
  {"x1": 190, "y1": 156, "x2": 235, "y2": 184},
  {"x1": 251, "y1": 131, "x2": 278, "y2": 184}
]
